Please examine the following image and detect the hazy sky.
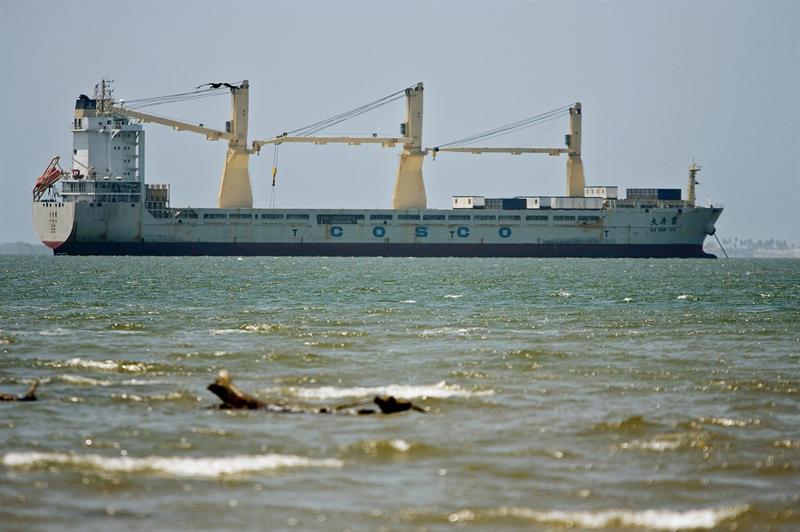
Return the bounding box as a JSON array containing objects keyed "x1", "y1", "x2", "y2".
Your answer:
[{"x1": 1, "y1": 0, "x2": 798, "y2": 243}]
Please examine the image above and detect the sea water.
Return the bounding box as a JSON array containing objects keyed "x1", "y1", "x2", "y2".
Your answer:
[{"x1": 1, "y1": 257, "x2": 798, "y2": 530}]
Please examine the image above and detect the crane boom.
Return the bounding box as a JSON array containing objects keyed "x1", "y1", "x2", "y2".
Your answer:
[
  {"x1": 252, "y1": 135, "x2": 414, "y2": 152},
  {"x1": 109, "y1": 105, "x2": 236, "y2": 142},
  {"x1": 433, "y1": 147, "x2": 568, "y2": 156}
]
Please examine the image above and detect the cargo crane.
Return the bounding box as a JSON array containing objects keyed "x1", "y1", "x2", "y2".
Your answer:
[
  {"x1": 430, "y1": 103, "x2": 586, "y2": 197},
  {"x1": 110, "y1": 81, "x2": 427, "y2": 209}
]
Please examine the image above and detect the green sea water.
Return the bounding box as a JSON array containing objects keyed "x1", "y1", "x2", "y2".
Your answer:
[{"x1": 1, "y1": 256, "x2": 798, "y2": 531}]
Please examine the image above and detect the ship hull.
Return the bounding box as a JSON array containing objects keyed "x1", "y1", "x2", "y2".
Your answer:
[
  {"x1": 34, "y1": 200, "x2": 723, "y2": 259},
  {"x1": 50, "y1": 240, "x2": 715, "y2": 258}
]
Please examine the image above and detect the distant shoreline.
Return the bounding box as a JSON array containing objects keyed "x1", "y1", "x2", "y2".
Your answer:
[{"x1": 0, "y1": 242, "x2": 51, "y2": 255}]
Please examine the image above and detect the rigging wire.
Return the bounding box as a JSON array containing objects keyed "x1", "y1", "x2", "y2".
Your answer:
[
  {"x1": 525, "y1": 114, "x2": 567, "y2": 145},
  {"x1": 280, "y1": 87, "x2": 409, "y2": 138},
  {"x1": 270, "y1": 145, "x2": 279, "y2": 208},
  {"x1": 122, "y1": 85, "x2": 231, "y2": 109},
  {"x1": 436, "y1": 104, "x2": 572, "y2": 148}
]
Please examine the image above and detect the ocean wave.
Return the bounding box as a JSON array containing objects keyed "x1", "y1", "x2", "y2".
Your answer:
[
  {"x1": 418, "y1": 326, "x2": 484, "y2": 337},
  {"x1": 46, "y1": 358, "x2": 149, "y2": 373},
  {"x1": 58, "y1": 375, "x2": 112, "y2": 387},
  {"x1": 265, "y1": 381, "x2": 494, "y2": 400},
  {"x1": 39, "y1": 328, "x2": 69, "y2": 336},
  {"x1": 340, "y1": 439, "x2": 414, "y2": 458},
  {"x1": 446, "y1": 505, "x2": 749, "y2": 529},
  {"x1": 677, "y1": 294, "x2": 700, "y2": 301},
  {"x1": 2, "y1": 452, "x2": 342, "y2": 478},
  {"x1": 592, "y1": 415, "x2": 656, "y2": 433},
  {"x1": 110, "y1": 390, "x2": 200, "y2": 403},
  {"x1": 443, "y1": 294, "x2": 463, "y2": 299},
  {"x1": 617, "y1": 436, "x2": 686, "y2": 452},
  {"x1": 699, "y1": 417, "x2": 760, "y2": 428}
]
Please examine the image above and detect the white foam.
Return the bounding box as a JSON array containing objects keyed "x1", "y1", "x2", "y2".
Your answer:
[
  {"x1": 618, "y1": 438, "x2": 684, "y2": 452},
  {"x1": 700, "y1": 417, "x2": 759, "y2": 428},
  {"x1": 61, "y1": 358, "x2": 147, "y2": 373},
  {"x1": 388, "y1": 439, "x2": 411, "y2": 452},
  {"x1": 210, "y1": 329, "x2": 247, "y2": 335},
  {"x1": 59, "y1": 375, "x2": 112, "y2": 387},
  {"x1": 444, "y1": 294, "x2": 463, "y2": 299},
  {"x1": 448, "y1": 505, "x2": 748, "y2": 529},
  {"x1": 39, "y1": 328, "x2": 69, "y2": 336},
  {"x1": 401, "y1": 300, "x2": 417, "y2": 304},
  {"x1": 269, "y1": 381, "x2": 494, "y2": 400},
  {"x1": 557, "y1": 290, "x2": 572, "y2": 298},
  {"x1": 419, "y1": 326, "x2": 483, "y2": 337},
  {"x1": 2, "y1": 452, "x2": 342, "y2": 478}
]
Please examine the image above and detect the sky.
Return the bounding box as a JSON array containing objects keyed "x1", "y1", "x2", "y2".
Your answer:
[{"x1": 1, "y1": 0, "x2": 798, "y2": 244}]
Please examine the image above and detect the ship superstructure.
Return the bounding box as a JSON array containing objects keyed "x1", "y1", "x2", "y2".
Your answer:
[{"x1": 32, "y1": 80, "x2": 722, "y2": 257}]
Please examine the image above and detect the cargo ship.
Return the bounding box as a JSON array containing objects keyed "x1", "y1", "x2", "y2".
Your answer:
[{"x1": 32, "y1": 80, "x2": 722, "y2": 257}]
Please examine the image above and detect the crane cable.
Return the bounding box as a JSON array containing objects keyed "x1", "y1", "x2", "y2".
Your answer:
[
  {"x1": 435, "y1": 104, "x2": 572, "y2": 148},
  {"x1": 270, "y1": 144, "x2": 279, "y2": 208},
  {"x1": 280, "y1": 86, "x2": 410, "y2": 138},
  {"x1": 121, "y1": 85, "x2": 234, "y2": 109}
]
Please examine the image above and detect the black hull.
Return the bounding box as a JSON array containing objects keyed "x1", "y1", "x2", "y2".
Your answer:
[{"x1": 53, "y1": 241, "x2": 717, "y2": 258}]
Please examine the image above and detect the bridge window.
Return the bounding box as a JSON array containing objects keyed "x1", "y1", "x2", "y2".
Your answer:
[
  {"x1": 398, "y1": 214, "x2": 421, "y2": 220},
  {"x1": 369, "y1": 214, "x2": 393, "y2": 220},
  {"x1": 286, "y1": 214, "x2": 310, "y2": 220},
  {"x1": 422, "y1": 214, "x2": 446, "y2": 220}
]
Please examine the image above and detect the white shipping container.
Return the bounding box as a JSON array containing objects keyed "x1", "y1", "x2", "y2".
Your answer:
[
  {"x1": 452, "y1": 196, "x2": 485, "y2": 209},
  {"x1": 584, "y1": 186, "x2": 618, "y2": 199},
  {"x1": 523, "y1": 196, "x2": 551, "y2": 209}
]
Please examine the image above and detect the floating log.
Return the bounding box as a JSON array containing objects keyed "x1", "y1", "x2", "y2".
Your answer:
[
  {"x1": 207, "y1": 371, "x2": 426, "y2": 414},
  {"x1": 0, "y1": 380, "x2": 39, "y2": 402},
  {"x1": 207, "y1": 370, "x2": 266, "y2": 409}
]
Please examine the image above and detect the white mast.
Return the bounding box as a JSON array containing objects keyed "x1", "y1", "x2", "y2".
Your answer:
[
  {"x1": 687, "y1": 161, "x2": 701, "y2": 206},
  {"x1": 566, "y1": 103, "x2": 585, "y2": 197},
  {"x1": 218, "y1": 81, "x2": 252, "y2": 208},
  {"x1": 392, "y1": 83, "x2": 427, "y2": 209}
]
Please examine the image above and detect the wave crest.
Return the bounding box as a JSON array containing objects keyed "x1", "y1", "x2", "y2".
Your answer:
[
  {"x1": 447, "y1": 505, "x2": 749, "y2": 529},
  {"x1": 2, "y1": 452, "x2": 342, "y2": 478},
  {"x1": 265, "y1": 381, "x2": 494, "y2": 400}
]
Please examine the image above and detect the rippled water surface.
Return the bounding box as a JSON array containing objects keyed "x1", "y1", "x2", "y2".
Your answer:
[{"x1": 1, "y1": 257, "x2": 798, "y2": 531}]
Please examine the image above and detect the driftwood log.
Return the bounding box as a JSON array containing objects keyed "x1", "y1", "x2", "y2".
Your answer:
[
  {"x1": 207, "y1": 371, "x2": 426, "y2": 415},
  {"x1": 0, "y1": 380, "x2": 39, "y2": 402}
]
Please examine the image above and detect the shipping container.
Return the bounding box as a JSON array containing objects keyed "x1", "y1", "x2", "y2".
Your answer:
[
  {"x1": 626, "y1": 188, "x2": 682, "y2": 201},
  {"x1": 584, "y1": 186, "x2": 618, "y2": 199},
  {"x1": 551, "y1": 197, "x2": 604, "y2": 210},
  {"x1": 452, "y1": 196, "x2": 485, "y2": 209}
]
